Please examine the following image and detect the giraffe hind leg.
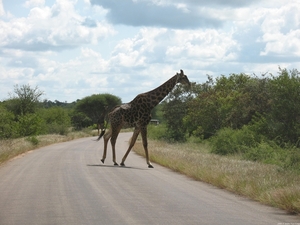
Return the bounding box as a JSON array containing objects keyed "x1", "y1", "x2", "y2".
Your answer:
[
  {"x1": 141, "y1": 126, "x2": 153, "y2": 168},
  {"x1": 101, "y1": 130, "x2": 112, "y2": 164},
  {"x1": 110, "y1": 126, "x2": 122, "y2": 166}
]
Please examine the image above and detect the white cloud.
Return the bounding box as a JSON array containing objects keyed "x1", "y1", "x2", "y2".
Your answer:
[
  {"x1": 1, "y1": 0, "x2": 300, "y2": 103},
  {"x1": 24, "y1": 0, "x2": 45, "y2": 8},
  {"x1": 0, "y1": 0, "x2": 4, "y2": 16},
  {"x1": 259, "y1": 3, "x2": 300, "y2": 57},
  {"x1": 91, "y1": 0, "x2": 223, "y2": 29},
  {"x1": 166, "y1": 29, "x2": 238, "y2": 61},
  {"x1": 0, "y1": 0, "x2": 115, "y2": 52}
]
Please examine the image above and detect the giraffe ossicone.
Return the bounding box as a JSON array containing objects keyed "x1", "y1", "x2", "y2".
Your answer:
[{"x1": 97, "y1": 70, "x2": 191, "y2": 168}]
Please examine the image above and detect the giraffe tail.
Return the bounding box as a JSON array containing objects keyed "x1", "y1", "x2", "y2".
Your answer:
[{"x1": 96, "y1": 129, "x2": 106, "y2": 141}]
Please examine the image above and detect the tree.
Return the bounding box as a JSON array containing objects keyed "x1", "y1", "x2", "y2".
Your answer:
[
  {"x1": 184, "y1": 73, "x2": 272, "y2": 140},
  {"x1": 161, "y1": 84, "x2": 193, "y2": 142},
  {"x1": 267, "y1": 68, "x2": 300, "y2": 144},
  {"x1": 39, "y1": 107, "x2": 71, "y2": 135},
  {"x1": 184, "y1": 80, "x2": 222, "y2": 139},
  {"x1": 6, "y1": 84, "x2": 44, "y2": 116},
  {"x1": 72, "y1": 94, "x2": 121, "y2": 129},
  {"x1": 0, "y1": 105, "x2": 17, "y2": 139},
  {"x1": 16, "y1": 113, "x2": 44, "y2": 137}
]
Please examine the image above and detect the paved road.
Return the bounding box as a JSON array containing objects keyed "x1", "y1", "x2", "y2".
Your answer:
[{"x1": 0, "y1": 133, "x2": 299, "y2": 225}]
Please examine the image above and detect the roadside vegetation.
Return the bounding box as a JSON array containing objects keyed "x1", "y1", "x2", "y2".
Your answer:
[
  {"x1": 0, "y1": 84, "x2": 120, "y2": 165},
  {"x1": 0, "y1": 131, "x2": 97, "y2": 165},
  {"x1": 134, "y1": 67, "x2": 300, "y2": 214},
  {"x1": 1, "y1": 67, "x2": 299, "y2": 213},
  {"x1": 134, "y1": 128, "x2": 300, "y2": 214}
]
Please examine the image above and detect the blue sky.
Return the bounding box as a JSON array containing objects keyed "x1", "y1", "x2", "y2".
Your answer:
[{"x1": 1, "y1": 0, "x2": 299, "y2": 103}]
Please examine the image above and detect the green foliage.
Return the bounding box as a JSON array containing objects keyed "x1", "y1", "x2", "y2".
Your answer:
[
  {"x1": 0, "y1": 105, "x2": 18, "y2": 139},
  {"x1": 151, "y1": 104, "x2": 164, "y2": 123},
  {"x1": 71, "y1": 112, "x2": 93, "y2": 130},
  {"x1": 284, "y1": 149, "x2": 300, "y2": 171},
  {"x1": 1, "y1": 85, "x2": 125, "y2": 138},
  {"x1": 75, "y1": 94, "x2": 121, "y2": 121},
  {"x1": 184, "y1": 73, "x2": 272, "y2": 140},
  {"x1": 41, "y1": 99, "x2": 76, "y2": 108},
  {"x1": 6, "y1": 84, "x2": 44, "y2": 115},
  {"x1": 184, "y1": 81, "x2": 221, "y2": 139},
  {"x1": 243, "y1": 141, "x2": 287, "y2": 166},
  {"x1": 147, "y1": 124, "x2": 168, "y2": 140},
  {"x1": 161, "y1": 85, "x2": 193, "y2": 142},
  {"x1": 2, "y1": 69, "x2": 300, "y2": 171},
  {"x1": 210, "y1": 126, "x2": 300, "y2": 171},
  {"x1": 267, "y1": 68, "x2": 300, "y2": 144},
  {"x1": 26, "y1": 136, "x2": 39, "y2": 145},
  {"x1": 210, "y1": 126, "x2": 261, "y2": 155},
  {"x1": 16, "y1": 113, "x2": 45, "y2": 137},
  {"x1": 182, "y1": 68, "x2": 300, "y2": 147},
  {"x1": 39, "y1": 107, "x2": 71, "y2": 135},
  {"x1": 73, "y1": 93, "x2": 121, "y2": 129}
]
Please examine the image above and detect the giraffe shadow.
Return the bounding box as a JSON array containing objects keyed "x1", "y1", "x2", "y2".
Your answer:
[{"x1": 87, "y1": 164, "x2": 147, "y2": 170}]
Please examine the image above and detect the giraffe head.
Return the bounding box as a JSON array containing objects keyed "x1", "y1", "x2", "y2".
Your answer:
[{"x1": 176, "y1": 70, "x2": 191, "y2": 88}]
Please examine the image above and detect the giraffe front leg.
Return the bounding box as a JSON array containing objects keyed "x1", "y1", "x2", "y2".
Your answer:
[
  {"x1": 120, "y1": 128, "x2": 140, "y2": 166},
  {"x1": 141, "y1": 126, "x2": 153, "y2": 168}
]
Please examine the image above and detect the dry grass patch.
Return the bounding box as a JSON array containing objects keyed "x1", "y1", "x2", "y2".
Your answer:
[
  {"x1": 133, "y1": 139, "x2": 300, "y2": 214},
  {"x1": 0, "y1": 131, "x2": 92, "y2": 165}
]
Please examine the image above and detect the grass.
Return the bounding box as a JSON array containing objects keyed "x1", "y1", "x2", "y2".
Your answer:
[{"x1": 133, "y1": 138, "x2": 300, "y2": 214}]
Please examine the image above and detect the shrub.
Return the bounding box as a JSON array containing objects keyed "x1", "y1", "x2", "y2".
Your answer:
[
  {"x1": 243, "y1": 141, "x2": 287, "y2": 166},
  {"x1": 0, "y1": 106, "x2": 18, "y2": 139},
  {"x1": 147, "y1": 124, "x2": 168, "y2": 141},
  {"x1": 16, "y1": 113, "x2": 45, "y2": 137},
  {"x1": 284, "y1": 148, "x2": 300, "y2": 171},
  {"x1": 26, "y1": 136, "x2": 39, "y2": 145},
  {"x1": 211, "y1": 126, "x2": 260, "y2": 155},
  {"x1": 47, "y1": 123, "x2": 69, "y2": 135}
]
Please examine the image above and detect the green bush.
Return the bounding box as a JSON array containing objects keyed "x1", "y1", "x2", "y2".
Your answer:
[
  {"x1": 47, "y1": 123, "x2": 69, "y2": 135},
  {"x1": 210, "y1": 126, "x2": 260, "y2": 155},
  {"x1": 210, "y1": 128, "x2": 239, "y2": 155},
  {"x1": 147, "y1": 124, "x2": 168, "y2": 141},
  {"x1": 26, "y1": 136, "x2": 39, "y2": 145},
  {"x1": 39, "y1": 107, "x2": 71, "y2": 135},
  {"x1": 284, "y1": 149, "x2": 300, "y2": 171},
  {"x1": 0, "y1": 106, "x2": 18, "y2": 139},
  {"x1": 16, "y1": 113, "x2": 45, "y2": 137},
  {"x1": 243, "y1": 141, "x2": 287, "y2": 165},
  {"x1": 210, "y1": 126, "x2": 300, "y2": 171}
]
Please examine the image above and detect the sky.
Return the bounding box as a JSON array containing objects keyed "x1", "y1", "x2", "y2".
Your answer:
[{"x1": 0, "y1": 0, "x2": 300, "y2": 103}]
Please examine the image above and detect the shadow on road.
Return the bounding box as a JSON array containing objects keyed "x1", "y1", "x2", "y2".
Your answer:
[{"x1": 87, "y1": 164, "x2": 147, "y2": 170}]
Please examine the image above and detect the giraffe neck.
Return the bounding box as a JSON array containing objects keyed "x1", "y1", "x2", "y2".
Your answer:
[{"x1": 143, "y1": 74, "x2": 178, "y2": 108}]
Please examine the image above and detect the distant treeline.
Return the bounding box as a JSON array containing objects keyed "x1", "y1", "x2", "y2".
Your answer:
[
  {"x1": 1, "y1": 68, "x2": 300, "y2": 170},
  {"x1": 0, "y1": 85, "x2": 121, "y2": 139},
  {"x1": 40, "y1": 99, "x2": 77, "y2": 108},
  {"x1": 1, "y1": 67, "x2": 299, "y2": 146}
]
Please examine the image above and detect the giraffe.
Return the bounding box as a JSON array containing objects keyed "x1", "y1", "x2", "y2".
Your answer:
[{"x1": 97, "y1": 70, "x2": 191, "y2": 168}]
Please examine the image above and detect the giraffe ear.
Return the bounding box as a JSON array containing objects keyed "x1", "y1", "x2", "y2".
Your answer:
[{"x1": 177, "y1": 69, "x2": 184, "y2": 78}]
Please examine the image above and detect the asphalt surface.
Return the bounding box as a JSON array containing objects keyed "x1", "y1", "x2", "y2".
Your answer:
[{"x1": 0, "y1": 132, "x2": 299, "y2": 225}]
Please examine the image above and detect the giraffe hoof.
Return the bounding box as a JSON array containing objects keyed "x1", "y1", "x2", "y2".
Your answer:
[
  {"x1": 114, "y1": 162, "x2": 119, "y2": 166},
  {"x1": 148, "y1": 164, "x2": 154, "y2": 168},
  {"x1": 120, "y1": 163, "x2": 125, "y2": 167},
  {"x1": 101, "y1": 159, "x2": 105, "y2": 164}
]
